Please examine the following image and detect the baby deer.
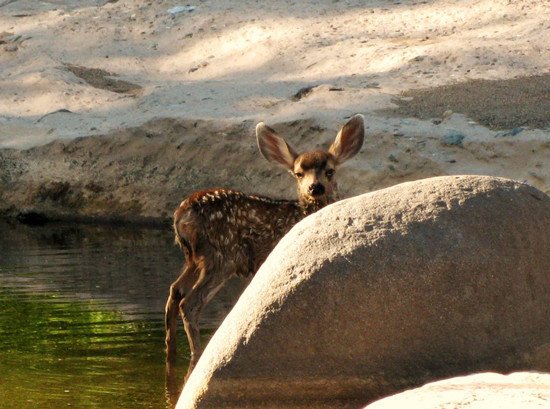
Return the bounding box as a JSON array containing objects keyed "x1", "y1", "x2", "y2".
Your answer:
[{"x1": 165, "y1": 114, "x2": 365, "y2": 378}]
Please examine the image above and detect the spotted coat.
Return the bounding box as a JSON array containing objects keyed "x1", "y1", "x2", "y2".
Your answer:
[{"x1": 174, "y1": 188, "x2": 309, "y2": 278}]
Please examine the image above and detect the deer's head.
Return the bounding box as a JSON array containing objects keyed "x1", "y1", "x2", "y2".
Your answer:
[{"x1": 256, "y1": 114, "x2": 364, "y2": 212}]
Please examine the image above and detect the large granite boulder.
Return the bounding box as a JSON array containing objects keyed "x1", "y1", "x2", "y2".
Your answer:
[
  {"x1": 365, "y1": 372, "x2": 550, "y2": 409},
  {"x1": 177, "y1": 175, "x2": 550, "y2": 409}
]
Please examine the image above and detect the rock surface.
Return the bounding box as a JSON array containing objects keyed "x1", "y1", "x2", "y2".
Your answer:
[
  {"x1": 176, "y1": 175, "x2": 550, "y2": 409},
  {"x1": 365, "y1": 372, "x2": 550, "y2": 409}
]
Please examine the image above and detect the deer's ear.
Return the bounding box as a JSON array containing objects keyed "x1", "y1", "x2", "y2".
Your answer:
[
  {"x1": 256, "y1": 122, "x2": 298, "y2": 169},
  {"x1": 329, "y1": 114, "x2": 365, "y2": 164}
]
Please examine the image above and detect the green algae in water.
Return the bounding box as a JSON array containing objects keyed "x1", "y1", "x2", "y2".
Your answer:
[{"x1": 0, "y1": 289, "x2": 186, "y2": 409}]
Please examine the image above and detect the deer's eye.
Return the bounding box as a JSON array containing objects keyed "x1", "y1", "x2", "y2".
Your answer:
[
  {"x1": 295, "y1": 172, "x2": 304, "y2": 179},
  {"x1": 325, "y1": 169, "x2": 335, "y2": 178}
]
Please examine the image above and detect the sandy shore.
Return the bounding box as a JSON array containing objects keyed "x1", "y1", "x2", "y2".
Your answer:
[{"x1": 0, "y1": 0, "x2": 548, "y2": 222}]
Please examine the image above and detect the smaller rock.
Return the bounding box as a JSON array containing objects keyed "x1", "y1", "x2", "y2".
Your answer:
[
  {"x1": 511, "y1": 127, "x2": 524, "y2": 136},
  {"x1": 495, "y1": 127, "x2": 524, "y2": 138},
  {"x1": 4, "y1": 44, "x2": 18, "y2": 52},
  {"x1": 410, "y1": 55, "x2": 426, "y2": 62},
  {"x1": 442, "y1": 109, "x2": 453, "y2": 121},
  {"x1": 441, "y1": 130, "x2": 465, "y2": 147},
  {"x1": 5, "y1": 34, "x2": 21, "y2": 42},
  {"x1": 0, "y1": 31, "x2": 14, "y2": 44},
  {"x1": 167, "y1": 5, "x2": 196, "y2": 16},
  {"x1": 291, "y1": 85, "x2": 316, "y2": 101},
  {"x1": 364, "y1": 82, "x2": 380, "y2": 89}
]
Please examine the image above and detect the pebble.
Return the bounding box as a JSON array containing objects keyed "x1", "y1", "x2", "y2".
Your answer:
[
  {"x1": 167, "y1": 5, "x2": 196, "y2": 16},
  {"x1": 410, "y1": 55, "x2": 426, "y2": 62},
  {"x1": 495, "y1": 127, "x2": 524, "y2": 138},
  {"x1": 5, "y1": 34, "x2": 21, "y2": 42},
  {"x1": 388, "y1": 154, "x2": 399, "y2": 163},
  {"x1": 441, "y1": 130, "x2": 465, "y2": 147},
  {"x1": 510, "y1": 127, "x2": 524, "y2": 136},
  {"x1": 442, "y1": 110, "x2": 454, "y2": 121}
]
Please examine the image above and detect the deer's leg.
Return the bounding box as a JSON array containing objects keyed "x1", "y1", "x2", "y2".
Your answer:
[
  {"x1": 179, "y1": 264, "x2": 229, "y2": 380},
  {"x1": 179, "y1": 283, "x2": 207, "y2": 377},
  {"x1": 165, "y1": 285, "x2": 180, "y2": 362},
  {"x1": 165, "y1": 262, "x2": 197, "y2": 363},
  {"x1": 180, "y1": 297, "x2": 201, "y2": 376},
  {"x1": 165, "y1": 263, "x2": 200, "y2": 407}
]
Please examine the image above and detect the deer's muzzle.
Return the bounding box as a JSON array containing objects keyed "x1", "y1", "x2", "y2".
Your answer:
[{"x1": 308, "y1": 183, "x2": 325, "y2": 197}]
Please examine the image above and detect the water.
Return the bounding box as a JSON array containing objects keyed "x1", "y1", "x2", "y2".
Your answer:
[{"x1": 0, "y1": 221, "x2": 244, "y2": 408}]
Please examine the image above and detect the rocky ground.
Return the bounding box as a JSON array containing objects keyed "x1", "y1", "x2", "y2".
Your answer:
[{"x1": 0, "y1": 0, "x2": 548, "y2": 224}]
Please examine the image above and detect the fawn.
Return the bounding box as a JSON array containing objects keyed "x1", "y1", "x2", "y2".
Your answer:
[{"x1": 165, "y1": 114, "x2": 365, "y2": 378}]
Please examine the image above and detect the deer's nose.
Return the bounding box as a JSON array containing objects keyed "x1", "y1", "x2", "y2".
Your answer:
[{"x1": 308, "y1": 183, "x2": 325, "y2": 196}]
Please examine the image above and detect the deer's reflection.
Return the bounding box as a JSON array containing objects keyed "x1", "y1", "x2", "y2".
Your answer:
[{"x1": 165, "y1": 359, "x2": 185, "y2": 409}]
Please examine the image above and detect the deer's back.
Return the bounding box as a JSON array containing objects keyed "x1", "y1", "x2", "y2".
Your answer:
[{"x1": 174, "y1": 189, "x2": 304, "y2": 277}]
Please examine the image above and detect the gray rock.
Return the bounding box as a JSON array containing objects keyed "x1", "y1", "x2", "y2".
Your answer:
[
  {"x1": 409, "y1": 55, "x2": 426, "y2": 62},
  {"x1": 387, "y1": 153, "x2": 398, "y2": 162},
  {"x1": 495, "y1": 127, "x2": 525, "y2": 138},
  {"x1": 167, "y1": 5, "x2": 196, "y2": 15},
  {"x1": 510, "y1": 127, "x2": 524, "y2": 136},
  {"x1": 5, "y1": 34, "x2": 21, "y2": 42},
  {"x1": 177, "y1": 175, "x2": 550, "y2": 409},
  {"x1": 441, "y1": 130, "x2": 465, "y2": 147},
  {"x1": 4, "y1": 44, "x2": 18, "y2": 52},
  {"x1": 365, "y1": 372, "x2": 550, "y2": 409}
]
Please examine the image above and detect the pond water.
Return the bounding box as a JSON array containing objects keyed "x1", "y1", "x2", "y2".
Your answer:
[{"x1": 0, "y1": 221, "x2": 244, "y2": 409}]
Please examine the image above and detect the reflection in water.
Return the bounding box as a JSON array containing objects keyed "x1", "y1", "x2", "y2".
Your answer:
[{"x1": 0, "y1": 221, "x2": 244, "y2": 408}]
